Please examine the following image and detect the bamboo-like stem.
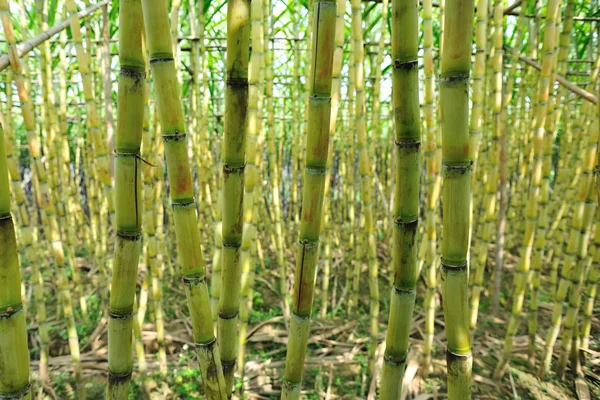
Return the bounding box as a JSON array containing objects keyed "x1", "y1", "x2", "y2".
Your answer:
[
  {"x1": 106, "y1": 0, "x2": 146, "y2": 397},
  {"x1": 439, "y1": 0, "x2": 474, "y2": 396},
  {"x1": 140, "y1": 0, "x2": 227, "y2": 397},
  {"x1": 218, "y1": 0, "x2": 250, "y2": 392},
  {"x1": 281, "y1": 1, "x2": 336, "y2": 397},
  {"x1": 380, "y1": 0, "x2": 420, "y2": 395},
  {"x1": 0, "y1": 121, "x2": 32, "y2": 400}
]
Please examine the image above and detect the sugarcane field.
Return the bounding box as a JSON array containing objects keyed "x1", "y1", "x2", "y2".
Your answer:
[{"x1": 2, "y1": 0, "x2": 600, "y2": 398}]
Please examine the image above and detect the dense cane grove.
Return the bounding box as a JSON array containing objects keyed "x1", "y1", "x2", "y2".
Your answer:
[{"x1": 0, "y1": 0, "x2": 599, "y2": 398}]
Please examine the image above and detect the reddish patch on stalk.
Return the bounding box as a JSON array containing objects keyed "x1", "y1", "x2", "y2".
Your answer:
[{"x1": 174, "y1": 163, "x2": 192, "y2": 195}]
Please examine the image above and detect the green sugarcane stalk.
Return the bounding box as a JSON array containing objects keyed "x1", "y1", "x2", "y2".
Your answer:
[
  {"x1": 107, "y1": 0, "x2": 146, "y2": 396},
  {"x1": 0, "y1": 121, "x2": 31, "y2": 400},
  {"x1": 218, "y1": 0, "x2": 250, "y2": 392},
  {"x1": 439, "y1": 0, "x2": 475, "y2": 396},
  {"x1": 379, "y1": 0, "x2": 420, "y2": 396},
  {"x1": 281, "y1": 1, "x2": 336, "y2": 397},
  {"x1": 140, "y1": 0, "x2": 227, "y2": 397}
]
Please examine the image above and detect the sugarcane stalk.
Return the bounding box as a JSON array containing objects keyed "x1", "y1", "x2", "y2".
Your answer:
[
  {"x1": 140, "y1": 0, "x2": 227, "y2": 397},
  {"x1": 281, "y1": 1, "x2": 336, "y2": 397},
  {"x1": 439, "y1": 0, "x2": 475, "y2": 396},
  {"x1": 380, "y1": 0, "x2": 421, "y2": 395},
  {"x1": 106, "y1": 0, "x2": 146, "y2": 396}
]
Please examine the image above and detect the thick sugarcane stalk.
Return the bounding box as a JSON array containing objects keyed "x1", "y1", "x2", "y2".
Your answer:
[
  {"x1": 106, "y1": 0, "x2": 146, "y2": 396},
  {"x1": 439, "y1": 0, "x2": 475, "y2": 396},
  {"x1": 380, "y1": 0, "x2": 420, "y2": 395},
  {"x1": 281, "y1": 1, "x2": 336, "y2": 397},
  {"x1": 0, "y1": 121, "x2": 31, "y2": 400},
  {"x1": 218, "y1": 0, "x2": 250, "y2": 392},
  {"x1": 140, "y1": 0, "x2": 227, "y2": 397},
  {"x1": 493, "y1": 0, "x2": 562, "y2": 380}
]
